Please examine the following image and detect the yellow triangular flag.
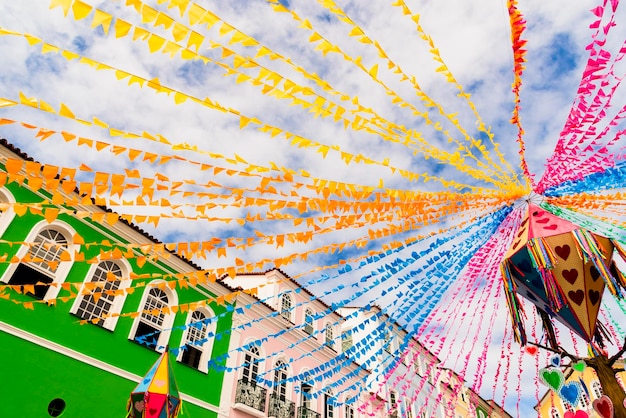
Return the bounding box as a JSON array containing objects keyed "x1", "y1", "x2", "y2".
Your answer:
[
  {"x1": 71, "y1": 0, "x2": 93, "y2": 20},
  {"x1": 91, "y1": 9, "x2": 113, "y2": 35}
]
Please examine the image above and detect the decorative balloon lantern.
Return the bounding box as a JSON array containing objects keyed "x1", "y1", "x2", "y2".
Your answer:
[
  {"x1": 500, "y1": 204, "x2": 626, "y2": 346},
  {"x1": 127, "y1": 350, "x2": 182, "y2": 418}
]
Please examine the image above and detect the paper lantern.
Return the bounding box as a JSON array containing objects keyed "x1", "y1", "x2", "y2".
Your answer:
[
  {"x1": 501, "y1": 204, "x2": 626, "y2": 345},
  {"x1": 127, "y1": 350, "x2": 182, "y2": 418}
]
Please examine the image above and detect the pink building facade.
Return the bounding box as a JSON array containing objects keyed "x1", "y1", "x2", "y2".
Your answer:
[{"x1": 219, "y1": 269, "x2": 376, "y2": 418}]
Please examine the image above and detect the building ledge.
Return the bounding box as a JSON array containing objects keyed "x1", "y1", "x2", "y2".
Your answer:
[{"x1": 233, "y1": 403, "x2": 267, "y2": 418}]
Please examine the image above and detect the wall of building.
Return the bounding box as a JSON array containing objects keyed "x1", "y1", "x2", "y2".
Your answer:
[{"x1": 0, "y1": 158, "x2": 234, "y2": 416}]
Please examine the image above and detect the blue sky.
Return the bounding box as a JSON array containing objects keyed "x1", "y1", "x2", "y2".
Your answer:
[{"x1": 1, "y1": 0, "x2": 625, "y2": 416}]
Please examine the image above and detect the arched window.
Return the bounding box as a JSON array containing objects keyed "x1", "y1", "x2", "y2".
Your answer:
[
  {"x1": 591, "y1": 380, "x2": 603, "y2": 399},
  {"x1": 404, "y1": 399, "x2": 413, "y2": 418},
  {"x1": 579, "y1": 390, "x2": 590, "y2": 409},
  {"x1": 345, "y1": 404, "x2": 354, "y2": 418},
  {"x1": 342, "y1": 330, "x2": 353, "y2": 352},
  {"x1": 3, "y1": 221, "x2": 78, "y2": 300},
  {"x1": 550, "y1": 407, "x2": 561, "y2": 418},
  {"x1": 70, "y1": 259, "x2": 131, "y2": 330},
  {"x1": 0, "y1": 187, "x2": 16, "y2": 238},
  {"x1": 324, "y1": 388, "x2": 334, "y2": 418},
  {"x1": 179, "y1": 308, "x2": 214, "y2": 372},
  {"x1": 382, "y1": 329, "x2": 392, "y2": 353},
  {"x1": 325, "y1": 323, "x2": 335, "y2": 348},
  {"x1": 274, "y1": 360, "x2": 289, "y2": 402},
  {"x1": 389, "y1": 391, "x2": 398, "y2": 418},
  {"x1": 130, "y1": 282, "x2": 177, "y2": 351},
  {"x1": 304, "y1": 308, "x2": 314, "y2": 334},
  {"x1": 301, "y1": 382, "x2": 313, "y2": 410},
  {"x1": 280, "y1": 293, "x2": 292, "y2": 322},
  {"x1": 242, "y1": 346, "x2": 260, "y2": 384}
]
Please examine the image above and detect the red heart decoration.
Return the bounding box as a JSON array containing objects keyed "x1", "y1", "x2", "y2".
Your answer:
[
  {"x1": 555, "y1": 244, "x2": 571, "y2": 260},
  {"x1": 593, "y1": 395, "x2": 613, "y2": 418},
  {"x1": 589, "y1": 289, "x2": 600, "y2": 306},
  {"x1": 564, "y1": 411, "x2": 589, "y2": 418},
  {"x1": 568, "y1": 289, "x2": 585, "y2": 305},
  {"x1": 149, "y1": 408, "x2": 158, "y2": 415},
  {"x1": 525, "y1": 346, "x2": 538, "y2": 355},
  {"x1": 535, "y1": 218, "x2": 550, "y2": 224},
  {"x1": 590, "y1": 265, "x2": 601, "y2": 281},
  {"x1": 562, "y1": 269, "x2": 578, "y2": 284},
  {"x1": 543, "y1": 224, "x2": 558, "y2": 230}
]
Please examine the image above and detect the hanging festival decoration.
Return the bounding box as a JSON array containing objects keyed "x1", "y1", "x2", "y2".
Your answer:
[
  {"x1": 0, "y1": 0, "x2": 624, "y2": 415},
  {"x1": 501, "y1": 203, "x2": 626, "y2": 345},
  {"x1": 127, "y1": 349, "x2": 182, "y2": 418}
]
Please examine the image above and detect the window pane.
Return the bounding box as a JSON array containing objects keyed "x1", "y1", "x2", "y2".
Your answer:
[{"x1": 75, "y1": 261, "x2": 122, "y2": 326}]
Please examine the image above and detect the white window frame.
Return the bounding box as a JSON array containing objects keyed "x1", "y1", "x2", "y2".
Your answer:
[
  {"x1": 324, "y1": 388, "x2": 334, "y2": 418},
  {"x1": 579, "y1": 390, "x2": 590, "y2": 409},
  {"x1": 273, "y1": 359, "x2": 290, "y2": 402},
  {"x1": 242, "y1": 345, "x2": 261, "y2": 384},
  {"x1": 301, "y1": 381, "x2": 314, "y2": 409},
  {"x1": 0, "y1": 187, "x2": 16, "y2": 238},
  {"x1": 325, "y1": 323, "x2": 335, "y2": 348},
  {"x1": 0, "y1": 220, "x2": 79, "y2": 300},
  {"x1": 591, "y1": 380, "x2": 603, "y2": 399},
  {"x1": 345, "y1": 404, "x2": 354, "y2": 418},
  {"x1": 304, "y1": 308, "x2": 315, "y2": 335},
  {"x1": 404, "y1": 399, "x2": 413, "y2": 418},
  {"x1": 342, "y1": 330, "x2": 353, "y2": 353},
  {"x1": 280, "y1": 293, "x2": 293, "y2": 322},
  {"x1": 128, "y1": 280, "x2": 178, "y2": 352},
  {"x1": 177, "y1": 306, "x2": 215, "y2": 373},
  {"x1": 70, "y1": 258, "x2": 132, "y2": 331}
]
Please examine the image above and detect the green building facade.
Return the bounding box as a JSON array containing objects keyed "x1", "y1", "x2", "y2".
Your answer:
[{"x1": 0, "y1": 139, "x2": 234, "y2": 417}]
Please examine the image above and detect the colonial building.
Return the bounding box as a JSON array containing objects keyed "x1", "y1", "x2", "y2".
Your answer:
[
  {"x1": 220, "y1": 269, "x2": 375, "y2": 418},
  {"x1": 438, "y1": 367, "x2": 512, "y2": 418},
  {"x1": 0, "y1": 135, "x2": 512, "y2": 417},
  {"x1": 0, "y1": 138, "x2": 235, "y2": 417},
  {"x1": 338, "y1": 305, "x2": 510, "y2": 418},
  {"x1": 535, "y1": 360, "x2": 626, "y2": 417}
]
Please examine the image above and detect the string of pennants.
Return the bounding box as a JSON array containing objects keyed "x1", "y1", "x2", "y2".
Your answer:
[{"x1": 0, "y1": 0, "x2": 624, "y2": 414}]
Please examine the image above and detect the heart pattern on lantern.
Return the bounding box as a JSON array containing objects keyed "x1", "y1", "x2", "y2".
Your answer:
[
  {"x1": 555, "y1": 244, "x2": 571, "y2": 260},
  {"x1": 589, "y1": 290, "x2": 600, "y2": 306},
  {"x1": 568, "y1": 289, "x2": 585, "y2": 305},
  {"x1": 590, "y1": 265, "x2": 601, "y2": 282},
  {"x1": 134, "y1": 400, "x2": 145, "y2": 412},
  {"x1": 536, "y1": 218, "x2": 549, "y2": 224},
  {"x1": 592, "y1": 395, "x2": 613, "y2": 418},
  {"x1": 550, "y1": 354, "x2": 561, "y2": 367},
  {"x1": 563, "y1": 269, "x2": 578, "y2": 284},
  {"x1": 544, "y1": 224, "x2": 558, "y2": 230}
]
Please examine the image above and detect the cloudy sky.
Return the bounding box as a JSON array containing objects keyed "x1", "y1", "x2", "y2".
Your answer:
[{"x1": 1, "y1": 0, "x2": 625, "y2": 415}]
